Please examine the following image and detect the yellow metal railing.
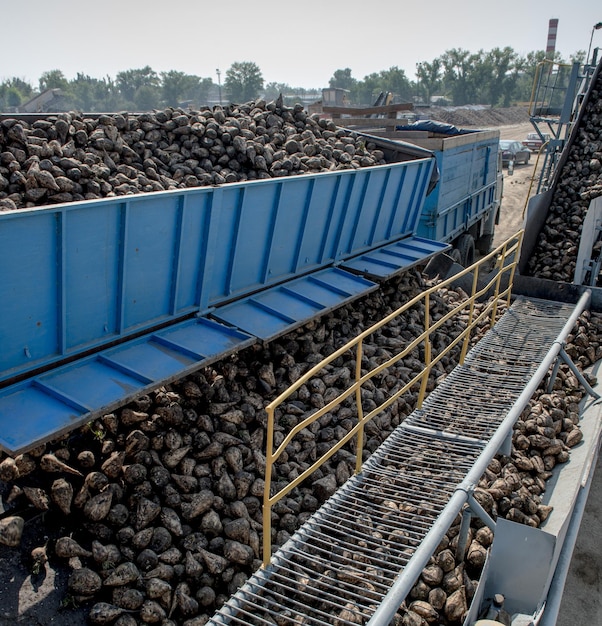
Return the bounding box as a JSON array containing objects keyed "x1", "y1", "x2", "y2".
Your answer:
[{"x1": 262, "y1": 231, "x2": 524, "y2": 565}]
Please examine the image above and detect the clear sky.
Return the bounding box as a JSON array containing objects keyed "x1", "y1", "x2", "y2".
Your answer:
[{"x1": 3, "y1": 0, "x2": 602, "y2": 89}]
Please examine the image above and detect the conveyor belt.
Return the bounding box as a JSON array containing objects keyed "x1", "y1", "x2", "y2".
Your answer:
[
  {"x1": 207, "y1": 295, "x2": 588, "y2": 626},
  {"x1": 404, "y1": 297, "x2": 579, "y2": 439}
]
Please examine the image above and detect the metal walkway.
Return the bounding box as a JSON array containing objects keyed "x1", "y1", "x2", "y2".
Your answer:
[{"x1": 207, "y1": 293, "x2": 590, "y2": 626}]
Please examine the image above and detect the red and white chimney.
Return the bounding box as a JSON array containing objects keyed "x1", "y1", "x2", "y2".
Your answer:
[{"x1": 546, "y1": 18, "x2": 559, "y2": 58}]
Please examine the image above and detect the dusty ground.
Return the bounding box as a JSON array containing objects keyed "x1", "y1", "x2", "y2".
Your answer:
[
  {"x1": 493, "y1": 121, "x2": 543, "y2": 247},
  {"x1": 0, "y1": 109, "x2": 543, "y2": 626}
]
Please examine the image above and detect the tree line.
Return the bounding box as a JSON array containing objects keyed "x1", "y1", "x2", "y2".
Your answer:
[{"x1": 0, "y1": 46, "x2": 585, "y2": 113}]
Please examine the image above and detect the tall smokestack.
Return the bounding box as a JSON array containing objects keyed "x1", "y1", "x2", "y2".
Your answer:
[{"x1": 546, "y1": 18, "x2": 558, "y2": 58}]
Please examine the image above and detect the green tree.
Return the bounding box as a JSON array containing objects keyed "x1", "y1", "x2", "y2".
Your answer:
[
  {"x1": 379, "y1": 66, "x2": 412, "y2": 101},
  {"x1": 474, "y1": 47, "x2": 519, "y2": 106},
  {"x1": 69, "y1": 73, "x2": 100, "y2": 110},
  {"x1": 39, "y1": 69, "x2": 69, "y2": 92},
  {"x1": 135, "y1": 85, "x2": 160, "y2": 110},
  {"x1": 416, "y1": 59, "x2": 442, "y2": 104},
  {"x1": 5, "y1": 77, "x2": 34, "y2": 99},
  {"x1": 329, "y1": 68, "x2": 357, "y2": 92},
  {"x1": 264, "y1": 81, "x2": 293, "y2": 102},
  {"x1": 440, "y1": 48, "x2": 480, "y2": 105},
  {"x1": 514, "y1": 51, "x2": 549, "y2": 104},
  {"x1": 0, "y1": 78, "x2": 34, "y2": 111},
  {"x1": 224, "y1": 62, "x2": 264, "y2": 103},
  {"x1": 195, "y1": 78, "x2": 214, "y2": 107},
  {"x1": 67, "y1": 73, "x2": 124, "y2": 112},
  {"x1": 96, "y1": 76, "x2": 123, "y2": 111},
  {"x1": 6, "y1": 87, "x2": 23, "y2": 108},
  {"x1": 355, "y1": 72, "x2": 381, "y2": 105},
  {"x1": 160, "y1": 70, "x2": 209, "y2": 106},
  {"x1": 116, "y1": 66, "x2": 159, "y2": 103}
]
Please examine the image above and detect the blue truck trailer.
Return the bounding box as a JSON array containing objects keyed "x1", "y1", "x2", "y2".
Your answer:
[
  {"x1": 0, "y1": 114, "x2": 504, "y2": 454},
  {"x1": 362, "y1": 123, "x2": 503, "y2": 267},
  {"x1": 0, "y1": 131, "x2": 450, "y2": 454}
]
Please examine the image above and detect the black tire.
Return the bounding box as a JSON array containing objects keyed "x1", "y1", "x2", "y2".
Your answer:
[{"x1": 455, "y1": 233, "x2": 476, "y2": 267}]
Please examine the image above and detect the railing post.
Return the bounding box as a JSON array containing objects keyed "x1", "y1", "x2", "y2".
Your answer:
[
  {"x1": 459, "y1": 264, "x2": 479, "y2": 364},
  {"x1": 262, "y1": 405, "x2": 275, "y2": 566},
  {"x1": 417, "y1": 293, "x2": 431, "y2": 408},
  {"x1": 258, "y1": 232, "x2": 524, "y2": 569},
  {"x1": 355, "y1": 340, "x2": 365, "y2": 474}
]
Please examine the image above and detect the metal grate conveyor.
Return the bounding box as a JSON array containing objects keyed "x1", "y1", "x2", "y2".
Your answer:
[
  {"x1": 207, "y1": 295, "x2": 588, "y2": 626},
  {"x1": 404, "y1": 297, "x2": 579, "y2": 439}
]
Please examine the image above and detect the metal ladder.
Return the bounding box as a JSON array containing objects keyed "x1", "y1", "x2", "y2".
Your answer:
[{"x1": 207, "y1": 292, "x2": 595, "y2": 626}]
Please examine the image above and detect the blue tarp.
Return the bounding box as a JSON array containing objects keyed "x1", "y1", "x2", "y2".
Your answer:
[{"x1": 396, "y1": 120, "x2": 479, "y2": 135}]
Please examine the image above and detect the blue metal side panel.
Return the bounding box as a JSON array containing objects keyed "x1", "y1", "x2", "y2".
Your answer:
[
  {"x1": 120, "y1": 192, "x2": 213, "y2": 329},
  {"x1": 0, "y1": 157, "x2": 434, "y2": 385},
  {"x1": 0, "y1": 317, "x2": 254, "y2": 454},
  {"x1": 122, "y1": 196, "x2": 182, "y2": 329},
  {"x1": 334, "y1": 161, "x2": 432, "y2": 257},
  {"x1": 342, "y1": 236, "x2": 451, "y2": 279},
  {"x1": 417, "y1": 136, "x2": 499, "y2": 243},
  {"x1": 0, "y1": 211, "x2": 61, "y2": 376},
  {"x1": 0, "y1": 190, "x2": 214, "y2": 384},
  {"x1": 205, "y1": 160, "x2": 433, "y2": 306},
  {"x1": 211, "y1": 267, "x2": 377, "y2": 341},
  {"x1": 207, "y1": 176, "x2": 345, "y2": 301},
  {"x1": 296, "y1": 174, "x2": 346, "y2": 268},
  {"x1": 173, "y1": 192, "x2": 213, "y2": 312},
  {"x1": 64, "y1": 203, "x2": 122, "y2": 348}
]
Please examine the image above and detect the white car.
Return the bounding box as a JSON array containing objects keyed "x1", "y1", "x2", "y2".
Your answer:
[{"x1": 523, "y1": 132, "x2": 551, "y2": 150}]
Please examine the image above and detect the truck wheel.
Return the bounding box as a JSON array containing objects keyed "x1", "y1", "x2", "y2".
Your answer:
[{"x1": 455, "y1": 234, "x2": 475, "y2": 267}]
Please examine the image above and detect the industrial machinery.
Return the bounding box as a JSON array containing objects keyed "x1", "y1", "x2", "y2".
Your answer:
[
  {"x1": 0, "y1": 142, "x2": 444, "y2": 454},
  {"x1": 0, "y1": 52, "x2": 601, "y2": 626},
  {"x1": 207, "y1": 53, "x2": 602, "y2": 626}
]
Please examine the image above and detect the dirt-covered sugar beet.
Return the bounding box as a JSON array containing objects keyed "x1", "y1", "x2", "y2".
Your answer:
[{"x1": 0, "y1": 100, "x2": 389, "y2": 211}]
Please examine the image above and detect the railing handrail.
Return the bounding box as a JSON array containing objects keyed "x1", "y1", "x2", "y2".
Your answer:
[{"x1": 262, "y1": 231, "x2": 524, "y2": 565}]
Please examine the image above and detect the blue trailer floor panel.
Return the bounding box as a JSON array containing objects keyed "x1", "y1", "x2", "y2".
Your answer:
[
  {"x1": 211, "y1": 267, "x2": 378, "y2": 341},
  {"x1": 341, "y1": 235, "x2": 450, "y2": 279},
  {"x1": 0, "y1": 318, "x2": 255, "y2": 454}
]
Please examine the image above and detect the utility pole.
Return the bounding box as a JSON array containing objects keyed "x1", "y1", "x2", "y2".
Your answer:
[
  {"x1": 587, "y1": 22, "x2": 602, "y2": 65},
  {"x1": 216, "y1": 69, "x2": 222, "y2": 105}
]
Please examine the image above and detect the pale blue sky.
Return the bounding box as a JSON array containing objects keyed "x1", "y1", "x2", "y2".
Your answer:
[{"x1": 3, "y1": 0, "x2": 602, "y2": 89}]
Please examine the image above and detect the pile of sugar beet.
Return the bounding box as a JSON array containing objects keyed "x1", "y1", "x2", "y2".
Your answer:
[
  {"x1": 0, "y1": 98, "x2": 389, "y2": 211},
  {"x1": 0, "y1": 266, "x2": 601, "y2": 626},
  {"x1": 527, "y1": 66, "x2": 602, "y2": 283}
]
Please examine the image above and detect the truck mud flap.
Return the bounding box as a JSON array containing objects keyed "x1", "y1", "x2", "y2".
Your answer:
[
  {"x1": 341, "y1": 235, "x2": 450, "y2": 279},
  {"x1": 0, "y1": 318, "x2": 255, "y2": 455},
  {"x1": 210, "y1": 267, "x2": 378, "y2": 341}
]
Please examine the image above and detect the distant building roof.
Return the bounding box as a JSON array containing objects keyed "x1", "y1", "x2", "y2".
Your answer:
[{"x1": 18, "y1": 88, "x2": 67, "y2": 113}]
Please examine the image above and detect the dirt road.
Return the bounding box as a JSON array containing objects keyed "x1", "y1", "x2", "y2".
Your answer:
[{"x1": 493, "y1": 122, "x2": 543, "y2": 248}]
